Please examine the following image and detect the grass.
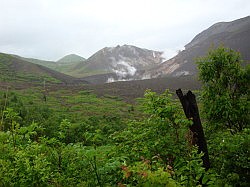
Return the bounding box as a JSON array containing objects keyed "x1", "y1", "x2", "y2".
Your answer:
[
  {"x1": 0, "y1": 53, "x2": 67, "y2": 84},
  {"x1": 0, "y1": 85, "x2": 138, "y2": 125}
]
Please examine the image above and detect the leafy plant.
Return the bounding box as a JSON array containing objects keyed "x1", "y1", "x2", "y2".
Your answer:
[{"x1": 197, "y1": 46, "x2": 249, "y2": 133}]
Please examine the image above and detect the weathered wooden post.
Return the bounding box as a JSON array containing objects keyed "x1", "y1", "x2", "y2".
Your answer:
[{"x1": 176, "y1": 89, "x2": 210, "y2": 170}]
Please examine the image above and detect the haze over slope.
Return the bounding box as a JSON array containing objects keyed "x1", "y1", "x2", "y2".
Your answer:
[
  {"x1": 146, "y1": 16, "x2": 250, "y2": 78},
  {"x1": 70, "y1": 45, "x2": 164, "y2": 80},
  {"x1": 2, "y1": 16, "x2": 249, "y2": 85},
  {"x1": 73, "y1": 16, "x2": 250, "y2": 84}
]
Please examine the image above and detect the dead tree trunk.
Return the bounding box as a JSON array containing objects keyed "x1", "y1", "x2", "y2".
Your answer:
[{"x1": 176, "y1": 89, "x2": 210, "y2": 170}]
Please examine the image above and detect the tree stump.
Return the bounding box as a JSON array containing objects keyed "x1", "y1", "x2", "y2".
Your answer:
[{"x1": 176, "y1": 89, "x2": 210, "y2": 170}]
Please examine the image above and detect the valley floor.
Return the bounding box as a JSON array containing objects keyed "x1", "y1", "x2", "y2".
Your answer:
[{"x1": 0, "y1": 75, "x2": 201, "y2": 102}]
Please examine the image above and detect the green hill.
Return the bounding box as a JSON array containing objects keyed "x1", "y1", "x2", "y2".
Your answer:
[
  {"x1": 0, "y1": 52, "x2": 86, "y2": 84},
  {"x1": 19, "y1": 56, "x2": 58, "y2": 70},
  {"x1": 57, "y1": 54, "x2": 85, "y2": 64},
  {"x1": 13, "y1": 54, "x2": 86, "y2": 76}
]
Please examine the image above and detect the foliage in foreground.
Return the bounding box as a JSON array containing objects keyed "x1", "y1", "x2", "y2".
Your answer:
[
  {"x1": 197, "y1": 46, "x2": 249, "y2": 133},
  {"x1": 0, "y1": 90, "x2": 218, "y2": 186},
  {"x1": 197, "y1": 46, "x2": 250, "y2": 185},
  {"x1": 0, "y1": 46, "x2": 249, "y2": 186}
]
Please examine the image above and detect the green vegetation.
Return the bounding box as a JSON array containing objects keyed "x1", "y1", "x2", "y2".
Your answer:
[
  {"x1": 19, "y1": 57, "x2": 58, "y2": 70},
  {"x1": 0, "y1": 47, "x2": 249, "y2": 186},
  {"x1": 197, "y1": 47, "x2": 249, "y2": 133},
  {"x1": 0, "y1": 53, "x2": 16, "y2": 81},
  {"x1": 19, "y1": 54, "x2": 86, "y2": 76},
  {"x1": 197, "y1": 46, "x2": 250, "y2": 185},
  {"x1": 8, "y1": 53, "x2": 108, "y2": 78},
  {"x1": 57, "y1": 54, "x2": 86, "y2": 64},
  {"x1": 0, "y1": 53, "x2": 62, "y2": 83},
  {"x1": 68, "y1": 68, "x2": 110, "y2": 78}
]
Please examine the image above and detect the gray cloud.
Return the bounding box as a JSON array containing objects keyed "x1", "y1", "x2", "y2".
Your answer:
[{"x1": 0, "y1": 0, "x2": 249, "y2": 60}]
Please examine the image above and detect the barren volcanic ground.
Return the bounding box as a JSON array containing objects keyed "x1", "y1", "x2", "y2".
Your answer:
[
  {"x1": 84, "y1": 76, "x2": 201, "y2": 101},
  {"x1": 0, "y1": 75, "x2": 200, "y2": 102}
]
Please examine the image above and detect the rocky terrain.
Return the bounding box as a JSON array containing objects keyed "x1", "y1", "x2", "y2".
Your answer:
[
  {"x1": 1, "y1": 16, "x2": 249, "y2": 93},
  {"x1": 72, "y1": 16, "x2": 250, "y2": 84},
  {"x1": 70, "y1": 44, "x2": 164, "y2": 80},
  {"x1": 145, "y1": 16, "x2": 250, "y2": 78}
]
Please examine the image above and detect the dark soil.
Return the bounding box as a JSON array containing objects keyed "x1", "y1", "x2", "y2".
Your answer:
[
  {"x1": 85, "y1": 75, "x2": 201, "y2": 102},
  {"x1": 0, "y1": 75, "x2": 201, "y2": 102}
]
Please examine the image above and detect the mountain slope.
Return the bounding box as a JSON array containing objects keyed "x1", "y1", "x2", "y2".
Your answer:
[
  {"x1": 147, "y1": 16, "x2": 250, "y2": 78},
  {"x1": 0, "y1": 53, "x2": 87, "y2": 84},
  {"x1": 57, "y1": 54, "x2": 86, "y2": 64},
  {"x1": 55, "y1": 54, "x2": 86, "y2": 74},
  {"x1": 70, "y1": 45, "x2": 164, "y2": 79},
  {"x1": 14, "y1": 54, "x2": 86, "y2": 75},
  {"x1": 18, "y1": 56, "x2": 57, "y2": 70}
]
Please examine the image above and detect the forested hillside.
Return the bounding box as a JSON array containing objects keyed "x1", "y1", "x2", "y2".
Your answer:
[{"x1": 0, "y1": 47, "x2": 249, "y2": 186}]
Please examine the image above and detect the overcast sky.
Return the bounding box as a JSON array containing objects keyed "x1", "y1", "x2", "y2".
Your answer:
[{"x1": 0, "y1": 0, "x2": 249, "y2": 61}]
